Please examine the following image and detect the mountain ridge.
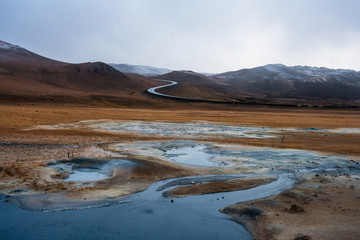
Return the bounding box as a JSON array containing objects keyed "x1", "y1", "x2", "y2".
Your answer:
[
  {"x1": 0, "y1": 40, "x2": 160, "y2": 106},
  {"x1": 213, "y1": 64, "x2": 360, "y2": 101},
  {"x1": 109, "y1": 63, "x2": 171, "y2": 77},
  {"x1": 1, "y1": 39, "x2": 359, "y2": 107}
]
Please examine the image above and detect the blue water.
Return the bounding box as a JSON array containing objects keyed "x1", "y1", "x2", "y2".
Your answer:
[
  {"x1": 0, "y1": 195, "x2": 250, "y2": 240},
  {"x1": 0, "y1": 173, "x2": 295, "y2": 240},
  {"x1": 0, "y1": 199, "x2": 249, "y2": 240}
]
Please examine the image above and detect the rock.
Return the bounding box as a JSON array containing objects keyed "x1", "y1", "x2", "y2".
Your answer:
[
  {"x1": 290, "y1": 204, "x2": 304, "y2": 213},
  {"x1": 295, "y1": 233, "x2": 312, "y2": 240},
  {"x1": 284, "y1": 190, "x2": 312, "y2": 203},
  {"x1": 236, "y1": 208, "x2": 264, "y2": 219},
  {"x1": 220, "y1": 207, "x2": 264, "y2": 220},
  {"x1": 162, "y1": 191, "x2": 171, "y2": 198}
]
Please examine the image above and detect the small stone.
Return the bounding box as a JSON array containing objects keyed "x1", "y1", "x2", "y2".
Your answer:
[
  {"x1": 290, "y1": 204, "x2": 304, "y2": 213},
  {"x1": 295, "y1": 233, "x2": 312, "y2": 240}
]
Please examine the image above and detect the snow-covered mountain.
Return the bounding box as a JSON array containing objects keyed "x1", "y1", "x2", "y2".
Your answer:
[
  {"x1": 0, "y1": 40, "x2": 63, "y2": 65},
  {"x1": 109, "y1": 63, "x2": 171, "y2": 77},
  {"x1": 214, "y1": 64, "x2": 360, "y2": 101},
  {"x1": 216, "y1": 64, "x2": 360, "y2": 83},
  {"x1": 0, "y1": 41, "x2": 19, "y2": 50}
]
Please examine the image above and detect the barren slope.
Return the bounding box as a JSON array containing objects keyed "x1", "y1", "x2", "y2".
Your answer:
[{"x1": 0, "y1": 40, "x2": 158, "y2": 105}]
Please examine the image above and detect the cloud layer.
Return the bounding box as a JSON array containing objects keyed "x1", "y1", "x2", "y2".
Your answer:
[{"x1": 1, "y1": 0, "x2": 360, "y2": 72}]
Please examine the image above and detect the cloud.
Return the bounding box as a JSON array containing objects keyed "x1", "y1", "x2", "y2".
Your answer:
[{"x1": 1, "y1": 0, "x2": 360, "y2": 72}]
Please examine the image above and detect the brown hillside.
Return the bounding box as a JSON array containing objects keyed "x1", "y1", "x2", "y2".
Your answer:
[
  {"x1": 156, "y1": 71, "x2": 236, "y2": 101},
  {"x1": 0, "y1": 40, "x2": 159, "y2": 103}
]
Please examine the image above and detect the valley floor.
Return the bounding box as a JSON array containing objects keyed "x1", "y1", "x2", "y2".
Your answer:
[{"x1": 0, "y1": 103, "x2": 359, "y2": 239}]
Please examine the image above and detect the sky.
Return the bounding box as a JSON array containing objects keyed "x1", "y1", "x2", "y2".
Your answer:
[{"x1": 1, "y1": 0, "x2": 360, "y2": 73}]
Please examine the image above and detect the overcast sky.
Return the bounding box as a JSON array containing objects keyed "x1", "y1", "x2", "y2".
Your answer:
[{"x1": 1, "y1": 0, "x2": 360, "y2": 73}]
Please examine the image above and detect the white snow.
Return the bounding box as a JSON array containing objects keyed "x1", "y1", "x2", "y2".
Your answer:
[
  {"x1": 109, "y1": 63, "x2": 171, "y2": 77},
  {"x1": 0, "y1": 41, "x2": 18, "y2": 50},
  {"x1": 263, "y1": 64, "x2": 286, "y2": 73}
]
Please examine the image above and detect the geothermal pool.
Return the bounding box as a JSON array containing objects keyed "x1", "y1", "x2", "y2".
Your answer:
[
  {"x1": 111, "y1": 140, "x2": 359, "y2": 175},
  {"x1": 48, "y1": 158, "x2": 139, "y2": 182}
]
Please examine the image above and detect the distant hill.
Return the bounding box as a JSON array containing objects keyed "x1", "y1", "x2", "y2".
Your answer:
[
  {"x1": 156, "y1": 71, "x2": 233, "y2": 101},
  {"x1": 214, "y1": 64, "x2": 360, "y2": 101},
  {"x1": 155, "y1": 64, "x2": 360, "y2": 107},
  {"x1": 109, "y1": 63, "x2": 171, "y2": 77},
  {"x1": 0, "y1": 40, "x2": 159, "y2": 106},
  {"x1": 1, "y1": 40, "x2": 359, "y2": 107}
]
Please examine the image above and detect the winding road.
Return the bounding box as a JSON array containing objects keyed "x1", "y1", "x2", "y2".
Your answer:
[
  {"x1": 147, "y1": 79, "x2": 208, "y2": 101},
  {"x1": 147, "y1": 79, "x2": 236, "y2": 104},
  {"x1": 147, "y1": 79, "x2": 191, "y2": 100}
]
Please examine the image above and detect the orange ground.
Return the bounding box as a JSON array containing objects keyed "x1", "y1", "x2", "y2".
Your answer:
[{"x1": 0, "y1": 103, "x2": 359, "y2": 239}]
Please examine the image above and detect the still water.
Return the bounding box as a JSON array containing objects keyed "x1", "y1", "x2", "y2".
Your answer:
[{"x1": 0, "y1": 173, "x2": 295, "y2": 240}]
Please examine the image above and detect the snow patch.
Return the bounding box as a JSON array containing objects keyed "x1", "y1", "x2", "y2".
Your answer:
[
  {"x1": 0, "y1": 41, "x2": 18, "y2": 50},
  {"x1": 109, "y1": 63, "x2": 171, "y2": 77}
]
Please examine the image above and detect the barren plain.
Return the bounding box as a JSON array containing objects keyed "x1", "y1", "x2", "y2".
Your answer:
[{"x1": 0, "y1": 103, "x2": 359, "y2": 239}]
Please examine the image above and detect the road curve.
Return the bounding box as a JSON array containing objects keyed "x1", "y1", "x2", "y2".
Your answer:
[
  {"x1": 147, "y1": 79, "x2": 194, "y2": 101},
  {"x1": 147, "y1": 79, "x2": 233, "y2": 104}
]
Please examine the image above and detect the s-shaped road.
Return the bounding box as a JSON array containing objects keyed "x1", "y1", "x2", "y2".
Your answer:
[{"x1": 146, "y1": 79, "x2": 192, "y2": 100}]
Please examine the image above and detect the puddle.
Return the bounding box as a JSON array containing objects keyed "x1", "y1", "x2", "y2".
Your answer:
[
  {"x1": 112, "y1": 140, "x2": 235, "y2": 168},
  {"x1": 159, "y1": 141, "x2": 232, "y2": 167},
  {"x1": 66, "y1": 171, "x2": 109, "y2": 182},
  {"x1": 327, "y1": 128, "x2": 360, "y2": 134},
  {"x1": 48, "y1": 158, "x2": 138, "y2": 182},
  {"x1": 165, "y1": 145, "x2": 221, "y2": 167}
]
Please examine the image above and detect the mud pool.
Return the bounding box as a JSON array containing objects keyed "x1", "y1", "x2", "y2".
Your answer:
[
  {"x1": 48, "y1": 158, "x2": 139, "y2": 182},
  {"x1": 112, "y1": 140, "x2": 360, "y2": 175},
  {"x1": 34, "y1": 120, "x2": 360, "y2": 139}
]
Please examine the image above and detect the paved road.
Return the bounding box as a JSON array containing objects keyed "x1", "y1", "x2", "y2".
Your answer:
[
  {"x1": 147, "y1": 79, "x2": 194, "y2": 100},
  {"x1": 147, "y1": 79, "x2": 233, "y2": 104}
]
